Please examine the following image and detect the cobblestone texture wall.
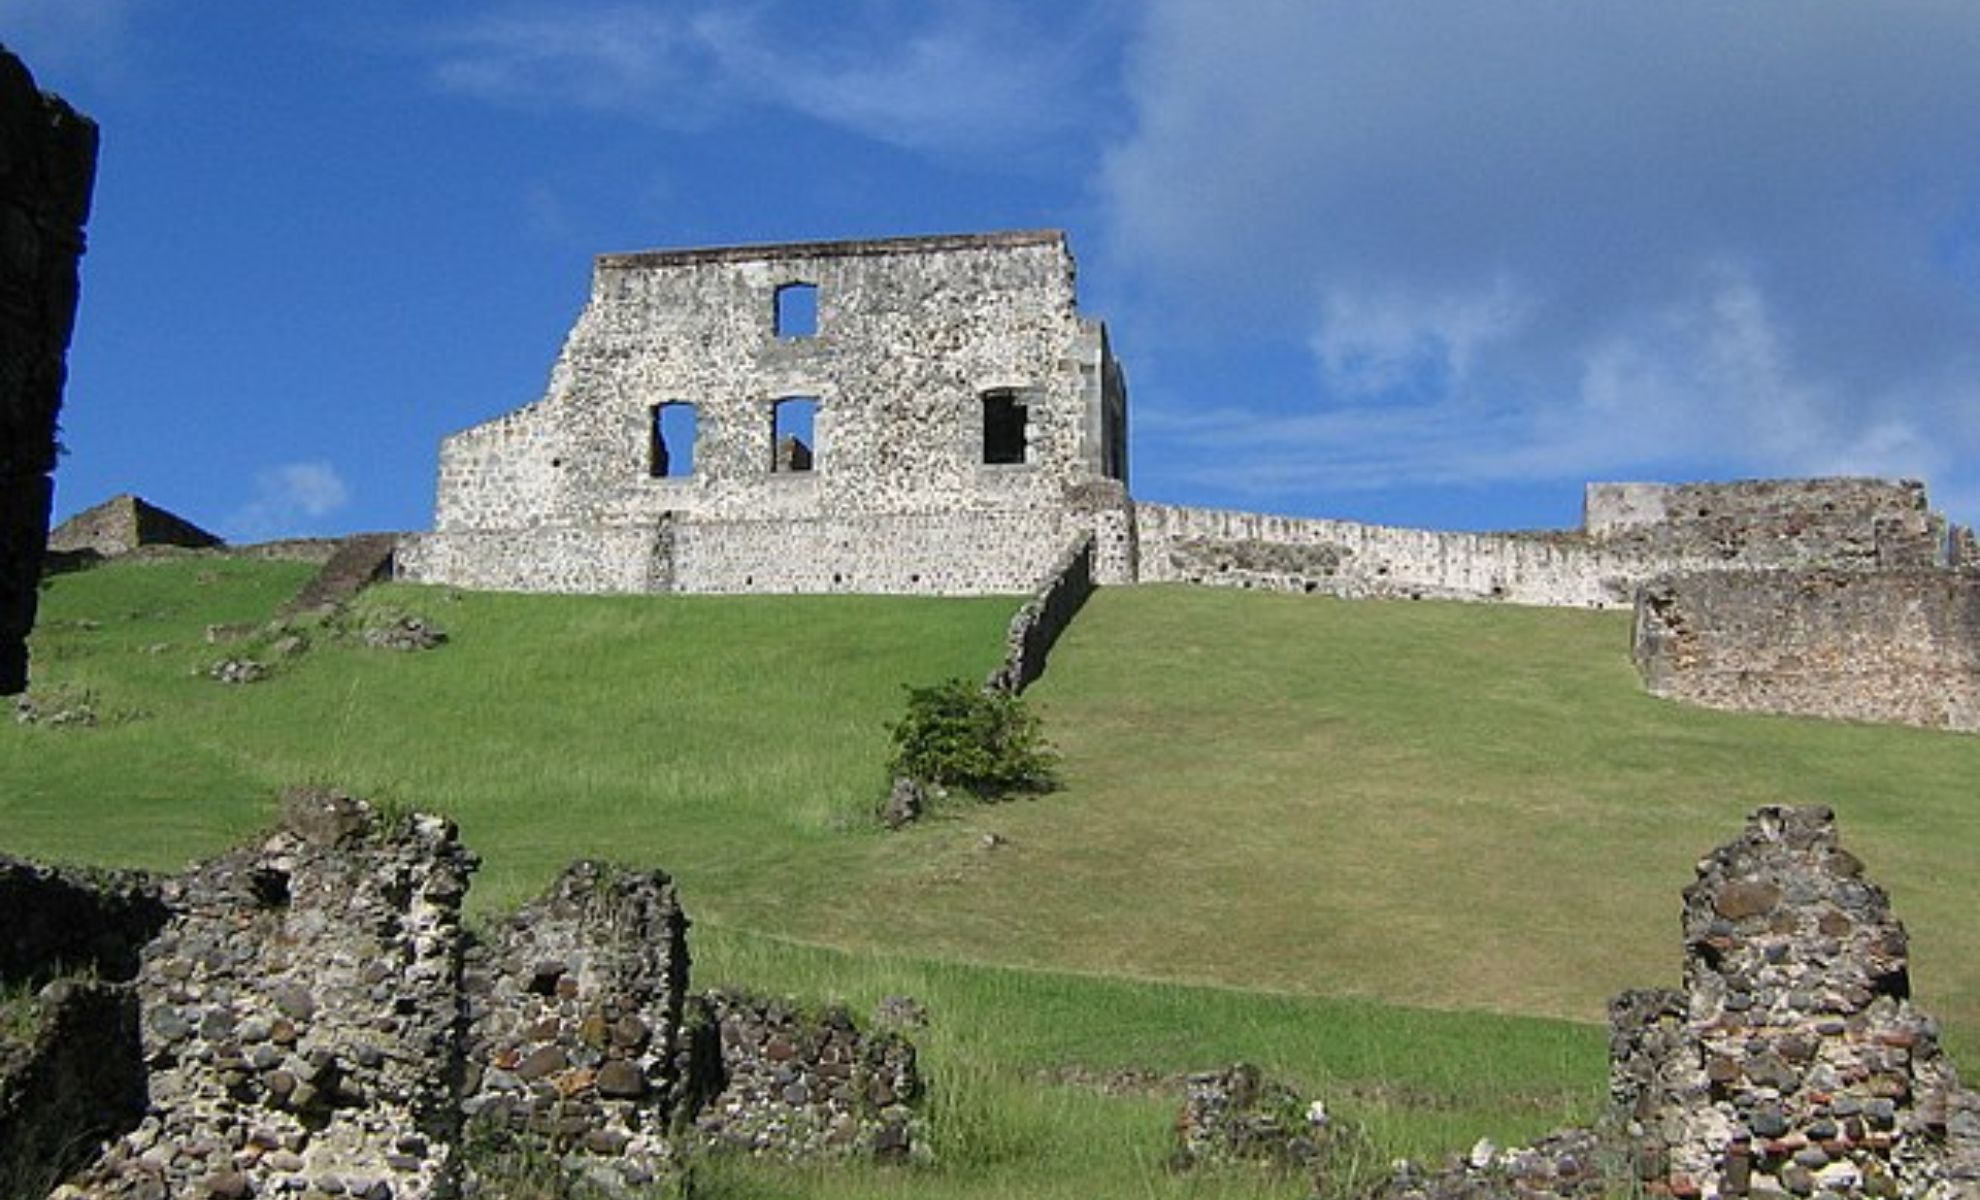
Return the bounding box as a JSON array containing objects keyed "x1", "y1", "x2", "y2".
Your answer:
[
  {"x1": 0, "y1": 46, "x2": 96, "y2": 694},
  {"x1": 461, "y1": 861, "x2": 690, "y2": 1195},
  {"x1": 1138, "y1": 478, "x2": 1956, "y2": 610},
  {"x1": 1387, "y1": 806, "x2": 1980, "y2": 1200},
  {"x1": 1634, "y1": 569, "x2": 1980, "y2": 731},
  {"x1": 402, "y1": 231, "x2": 1129, "y2": 597},
  {"x1": 3, "y1": 795, "x2": 926, "y2": 1198}
]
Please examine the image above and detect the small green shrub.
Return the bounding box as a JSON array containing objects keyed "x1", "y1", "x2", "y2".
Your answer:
[{"x1": 887, "y1": 679, "x2": 1057, "y2": 800}]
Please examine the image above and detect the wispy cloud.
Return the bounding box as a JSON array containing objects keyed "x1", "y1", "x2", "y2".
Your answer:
[
  {"x1": 1104, "y1": 1, "x2": 1980, "y2": 514},
  {"x1": 424, "y1": 1, "x2": 1120, "y2": 156},
  {"x1": 2, "y1": 0, "x2": 148, "y2": 85},
  {"x1": 227, "y1": 462, "x2": 350, "y2": 542}
]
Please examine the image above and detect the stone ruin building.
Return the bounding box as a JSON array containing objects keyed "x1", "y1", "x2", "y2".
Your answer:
[
  {"x1": 397, "y1": 230, "x2": 1133, "y2": 595},
  {"x1": 0, "y1": 44, "x2": 96, "y2": 695},
  {"x1": 46, "y1": 493, "x2": 223, "y2": 562},
  {"x1": 396, "y1": 227, "x2": 1980, "y2": 733}
]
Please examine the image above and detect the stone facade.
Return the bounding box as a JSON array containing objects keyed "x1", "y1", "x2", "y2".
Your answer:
[
  {"x1": 0, "y1": 45, "x2": 96, "y2": 693},
  {"x1": 48, "y1": 494, "x2": 223, "y2": 560},
  {"x1": 1634, "y1": 569, "x2": 1980, "y2": 732},
  {"x1": 399, "y1": 231, "x2": 1131, "y2": 596}
]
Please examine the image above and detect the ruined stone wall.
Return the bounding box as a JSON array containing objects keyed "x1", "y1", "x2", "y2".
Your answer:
[
  {"x1": 47, "y1": 494, "x2": 223, "y2": 559},
  {"x1": 0, "y1": 46, "x2": 96, "y2": 694},
  {"x1": 1133, "y1": 502, "x2": 1637, "y2": 606},
  {"x1": 405, "y1": 231, "x2": 1129, "y2": 597},
  {"x1": 1136, "y1": 478, "x2": 1955, "y2": 610},
  {"x1": 1633, "y1": 569, "x2": 1980, "y2": 732},
  {"x1": 985, "y1": 532, "x2": 1094, "y2": 694}
]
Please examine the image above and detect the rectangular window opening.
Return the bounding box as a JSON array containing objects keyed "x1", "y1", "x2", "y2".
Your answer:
[
  {"x1": 774, "y1": 282, "x2": 818, "y2": 338},
  {"x1": 650, "y1": 402, "x2": 698, "y2": 478},
  {"x1": 772, "y1": 396, "x2": 817, "y2": 473},
  {"x1": 982, "y1": 390, "x2": 1029, "y2": 465}
]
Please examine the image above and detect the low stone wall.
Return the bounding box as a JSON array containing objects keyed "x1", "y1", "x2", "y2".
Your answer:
[
  {"x1": 1634, "y1": 569, "x2": 1980, "y2": 732},
  {"x1": 690, "y1": 991, "x2": 921, "y2": 1162},
  {"x1": 1136, "y1": 478, "x2": 1961, "y2": 612},
  {"x1": 984, "y1": 532, "x2": 1094, "y2": 694},
  {"x1": 461, "y1": 861, "x2": 691, "y2": 1195},
  {"x1": 63, "y1": 791, "x2": 477, "y2": 1200},
  {"x1": 1134, "y1": 501, "x2": 1627, "y2": 606}
]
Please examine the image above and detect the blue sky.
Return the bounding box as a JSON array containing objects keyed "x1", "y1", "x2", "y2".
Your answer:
[{"x1": 11, "y1": 0, "x2": 1980, "y2": 540}]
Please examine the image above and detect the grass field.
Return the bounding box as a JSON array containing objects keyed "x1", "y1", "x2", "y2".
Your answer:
[{"x1": 7, "y1": 555, "x2": 1979, "y2": 1196}]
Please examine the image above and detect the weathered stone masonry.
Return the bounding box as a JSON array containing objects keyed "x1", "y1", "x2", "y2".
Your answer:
[
  {"x1": 399, "y1": 231, "x2": 1131, "y2": 596},
  {"x1": 2, "y1": 794, "x2": 925, "y2": 1199},
  {"x1": 0, "y1": 45, "x2": 96, "y2": 694}
]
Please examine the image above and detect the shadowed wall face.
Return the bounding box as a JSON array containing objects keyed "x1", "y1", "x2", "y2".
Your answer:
[{"x1": 0, "y1": 45, "x2": 97, "y2": 694}]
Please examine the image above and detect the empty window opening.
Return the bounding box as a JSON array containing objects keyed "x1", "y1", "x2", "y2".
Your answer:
[
  {"x1": 774, "y1": 283, "x2": 818, "y2": 337},
  {"x1": 649, "y1": 402, "x2": 699, "y2": 478},
  {"x1": 982, "y1": 390, "x2": 1028, "y2": 464},
  {"x1": 772, "y1": 397, "x2": 817, "y2": 473}
]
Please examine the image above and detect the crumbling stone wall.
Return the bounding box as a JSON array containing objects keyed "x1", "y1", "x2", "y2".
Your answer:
[
  {"x1": 1634, "y1": 569, "x2": 1980, "y2": 732},
  {"x1": 399, "y1": 231, "x2": 1131, "y2": 597},
  {"x1": 1138, "y1": 479, "x2": 1961, "y2": 611},
  {"x1": 1388, "y1": 806, "x2": 1980, "y2": 1199},
  {"x1": 689, "y1": 991, "x2": 921, "y2": 1162},
  {"x1": 64, "y1": 792, "x2": 477, "y2": 1200},
  {"x1": 984, "y1": 532, "x2": 1094, "y2": 695},
  {"x1": 461, "y1": 861, "x2": 691, "y2": 1195},
  {"x1": 0, "y1": 45, "x2": 96, "y2": 694},
  {"x1": 2, "y1": 795, "x2": 924, "y2": 1198}
]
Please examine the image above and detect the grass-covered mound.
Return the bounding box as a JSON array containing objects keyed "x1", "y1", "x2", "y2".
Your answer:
[{"x1": 7, "y1": 557, "x2": 1978, "y2": 1197}]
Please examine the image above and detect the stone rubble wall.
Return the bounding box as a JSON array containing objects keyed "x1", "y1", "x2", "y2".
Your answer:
[
  {"x1": 460, "y1": 861, "x2": 690, "y2": 1196},
  {"x1": 63, "y1": 791, "x2": 478, "y2": 1200},
  {"x1": 1136, "y1": 478, "x2": 1955, "y2": 611},
  {"x1": 2, "y1": 794, "x2": 926, "y2": 1199},
  {"x1": 1634, "y1": 569, "x2": 1980, "y2": 732},
  {"x1": 688, "y1": 991, "x2": 921, "y2": 1162},
  {"x1": 1614, "y1": 805, "x2": 1980, "y2": 1198},
  {"x1": 0, "y1": 45, "x2": 96, "y2": 694},
  {"x1": 1388, "y1": 806, "x2": 1980, "y2": 1199},
  {"x1": 984, "y1": 532, "x2": 1094, "y2": 695}
]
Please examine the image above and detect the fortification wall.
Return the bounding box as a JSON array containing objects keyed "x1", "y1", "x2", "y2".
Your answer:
[
  {"x1": 1133, "y1": 502, "x2": 1634, "y2": 606},
  {"x1": 47, "y1": 494, "x2": 222, "y2": 559},
  {"x1": 0, "y1": 47, "x2": 96, "y2": 693},
  {"x1": 985, "y1": 532, "x2": 1095, "y2": 694},
  {"x1": 1136, "y1": 478, "x2": 1955, "y2": 610},
  {"x1": 1633, "y1": 569, "x2": 1980, "y2": 731}
]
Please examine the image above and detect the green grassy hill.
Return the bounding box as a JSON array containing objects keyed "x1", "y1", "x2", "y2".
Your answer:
[{"x1": 7, "y1": 556, "x2": 1979, "y2": 1197}]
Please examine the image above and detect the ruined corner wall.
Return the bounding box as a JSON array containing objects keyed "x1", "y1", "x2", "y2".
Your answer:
[
  {"x1": 1633, "y1": 569, "x2": 1980, "y2": 732},
  {"x1": 1610, "y1": 806, "x2": 1980, "y2": 1198},
  {"x1": 0, "y1": 47, "x2": 96, "y2": 694},
  {"x1": 1135, "y1": 478, "x2": 1953, "y2": 610},
  {"x1": 401, "y1": 231, "x2": 1130, "y2": 598}
]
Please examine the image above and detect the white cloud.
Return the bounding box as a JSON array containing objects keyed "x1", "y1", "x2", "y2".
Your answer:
[
  {"x1": 1103, "y1": 1, "x2": 1980, "y2": 512},
  {"x1": 228, "y1": 462, "x2": 351, "y2": 542},
  {"x1": 426, "y1": 1, "x2": 1117, "y2": 156}
]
